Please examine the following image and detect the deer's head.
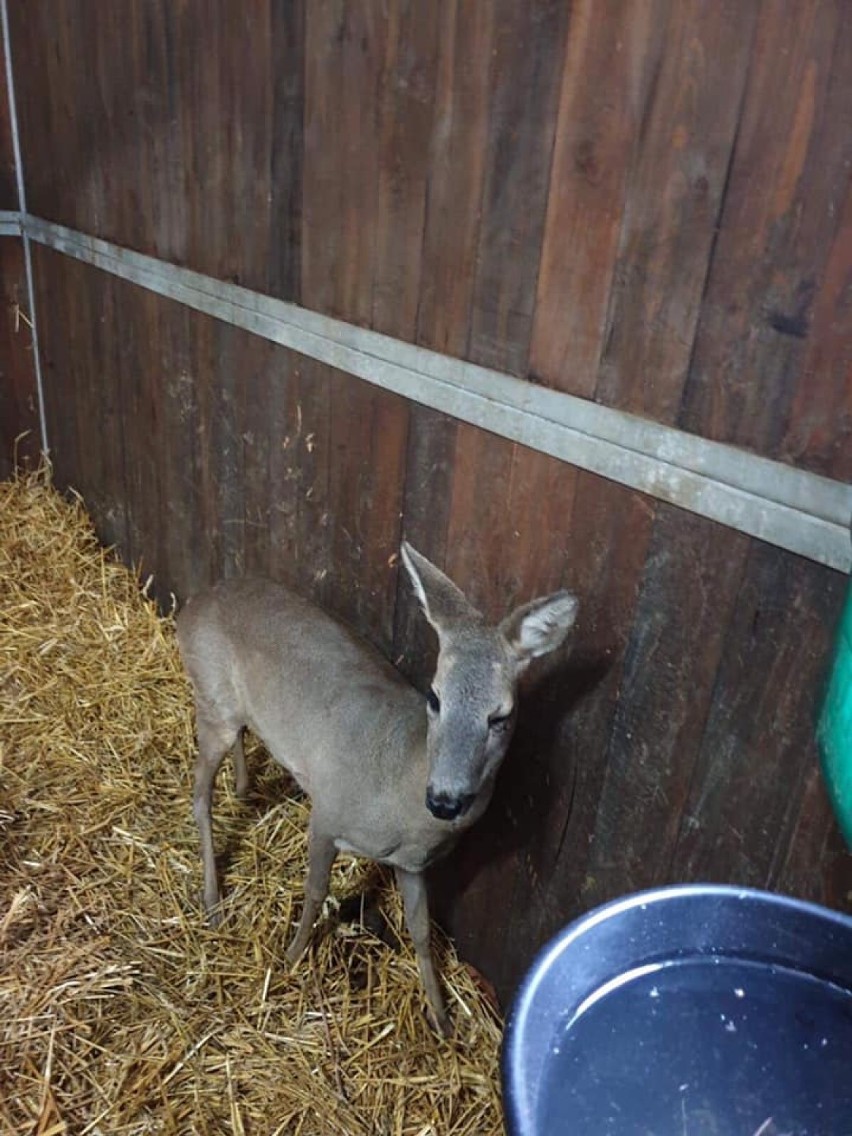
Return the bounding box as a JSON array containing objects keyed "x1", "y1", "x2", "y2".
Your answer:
[{"x1": 401, "y1": 543, "x2": 578, "y2": 823}]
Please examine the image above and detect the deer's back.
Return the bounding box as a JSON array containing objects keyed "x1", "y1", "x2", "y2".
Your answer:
[{"x1": 176, "y1": 578, "x2": 423, "y2": 802}]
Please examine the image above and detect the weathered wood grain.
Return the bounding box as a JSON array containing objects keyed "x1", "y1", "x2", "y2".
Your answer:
[
  {"x1": 581, "y1": 509, "x2": 750, "y2": 908},
  {"x1": 679, "y1": 0, "x2": 850, "y2": 471},
  {"x1": 781, "y1": 168, "x2": 852, "y2": 483},
  {"x1": 517, "y1": 477, "x2": 659, "y2": 966},
  {"x1": 32, "y1": 246, "x2": 131, "y2": 553},
  {"x1": 10, "y1": 1, "x2": 304, "y2": 297},
  {"x1": 302, "y1": 1, "x2": 410, "y2": 649},
  {"x1": 467, "y1": 0, "x2": 570, "y2": 378},
  {"x1": 530, "y1": 0, "x2": 664, "y2": 393},
  {"x1": 371, "y1": 0, "x2": 439, "y2": 339},
  {"x1": 596, "y1": 0, "x2": 758, "y2": 421},
  {"x1": 0, "y1": 242, "x2": 39, "y2": 474},
  {"x1": 393, "y1": 0, "x2": 497, "y2": 681},
  {"x1": 670, "y1": 544, "x2": 847, "y2": 889},
  {"x1": 0, "y1": 20, "x2": 18, "y2": 211}
]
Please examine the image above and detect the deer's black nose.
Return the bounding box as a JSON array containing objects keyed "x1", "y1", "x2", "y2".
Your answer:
[{"x1": 426, "y1": 789, "x2": 475, "y2": 821}]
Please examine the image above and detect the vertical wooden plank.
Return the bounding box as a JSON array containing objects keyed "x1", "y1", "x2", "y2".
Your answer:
[
  {"x1": 28, "y1": 248, "x2": 76, "y2": 491},
  {"x1": 235, "y1": 335, "x2": 279, "y2": 581},
  {"x1": 32, "y1": 248, "x2": 131, "y2": 554},
  {"x1": 394, "y1": 0, "x2": 497, "y2": 679},
  {"x1": 302, "y1": 1, "x2": 408, "y2": 647},
  {"x1": 371, "y1": 0, "x2": 439, "y2": 338},
  {"x1": 415, "y1": 0, "x2": 495, "y2": 358},
  {"x1": 670, "y1": 545, "x2": 847, "y2": 890},
  {"x1": 8, "y1": 2, "x2": 73, "y2": 223},
  {"x1": 0, "y1": 16, "x2": 18, "y2": 210},
  {"x1": 302, "y1": 1, "x2": 384, "y2": 326},
  {"x1": 268, "y1": 0, "x2": 304, "y2": 302},
  {"x1": 679, "y1": 0, "x2": 849, "y2": 461},
  {"x1": 580, "y1": 510, "x2": 750, "y2": 910},
  {"x1": 596, "y1": 0, "x2": 758, "y2": 421},
  {"x1": 275, "y1": 357, "x2": 334, "y2": 605},
  {"x1": 324, "y1": 373, "x2": 409, "y2": 650},
  {"x1": 144, "y1": 289, "x2": 210, "y2": 598},
  {"x1": 467, "y1": 0, "x2": 571, "y2": 378},
  {"x1": 518, "y1": 477, "x2": 657, "y2": 958},
  {"x1": 130, "y1": 0, "x2": 189, "y2": 266},
  {"x1": 210, "y1": 322, "x2": 247, "y2": 579},
  {"x1": 494, "y1": 1, "x2": 665, "y2": 990},
  {"x1": 109, "y1": 280, "x2": 162, "y2": 577},
  {"x1": 0, "y1": 243, "x2": 39, "y2": 473},
  {"x1": 361, "y1": 0, "x2": 442, "y2": 645},
  {"x1": 780, "y1": 178, "x2": 852, "y2": 483},
  {"x1": 776, "y1": 764, "x2": 849, "y2": 909},
  {"x1": 529, "y1": 0, "x2": 664, "y2": 392}
]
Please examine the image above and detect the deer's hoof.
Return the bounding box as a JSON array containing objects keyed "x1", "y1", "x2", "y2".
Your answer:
[
  {"x1": 204, "y1": 903, "x2": 223, "y2": 929},
  {"x1": 429, "y1": 1006, "x2": 452, "y2": 1039}
]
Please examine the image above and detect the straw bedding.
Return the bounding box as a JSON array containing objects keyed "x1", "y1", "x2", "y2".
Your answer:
[{"x1": 0, "y1": 468, "x2": 503, "y2": 1135}]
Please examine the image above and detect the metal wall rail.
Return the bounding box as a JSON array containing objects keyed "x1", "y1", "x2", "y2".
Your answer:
[{"x1": 1, "y1": 210, "x2": 849, "y2": 573}]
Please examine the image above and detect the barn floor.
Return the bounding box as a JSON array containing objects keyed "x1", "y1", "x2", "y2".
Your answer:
[{"x1": 0, "y1": 469, "x2": 502, "y2": 1135}]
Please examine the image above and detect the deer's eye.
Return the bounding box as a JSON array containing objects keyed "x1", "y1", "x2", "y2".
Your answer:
[
  {"x1": 426, "y1": 688, "x2": 440, "y2": 714},
  {"x1": 488, "y1": 707, "x2": 514, "y2": 732}
]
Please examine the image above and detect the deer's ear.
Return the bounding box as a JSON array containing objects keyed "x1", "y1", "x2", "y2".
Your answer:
[
  {"x1": 400, "y1": 542, "x2": 480, "y2": 632},
  {"x1": 501, "y1": 591, "x2": 579, "y2": 669}
]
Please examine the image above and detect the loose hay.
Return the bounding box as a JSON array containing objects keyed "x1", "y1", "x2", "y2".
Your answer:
[{"x1": 0, "y1": 468, "x2": 503, "y2": 1135}]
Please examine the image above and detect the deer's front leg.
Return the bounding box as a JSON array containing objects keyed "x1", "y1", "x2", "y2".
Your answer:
[
  {"x1": 394, "y1": 866, "x2": 450, "y2": 1037},
  {"x1": 286, "y1": 816, "x2": 337, "y2": 965}
]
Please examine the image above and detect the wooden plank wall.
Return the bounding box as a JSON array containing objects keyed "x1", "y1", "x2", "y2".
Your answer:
[
  {"x1": 5, "y1": 1, "x2": 852, "y2": 1004},
  {"x1": 0, "y1": 19, "x2": 39, "y2": 477}
]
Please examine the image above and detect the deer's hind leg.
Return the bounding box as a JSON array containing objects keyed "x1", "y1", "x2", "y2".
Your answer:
[{"x1": 193, "y1": 710, "x2": 242, "y2": 925}]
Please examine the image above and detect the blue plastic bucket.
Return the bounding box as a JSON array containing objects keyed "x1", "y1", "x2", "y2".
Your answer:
[{"x1": 503, "y1": 885, "x2": 852, "y2": 1135}]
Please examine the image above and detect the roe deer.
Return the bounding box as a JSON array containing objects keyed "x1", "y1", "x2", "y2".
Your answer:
[{"x1": 176, "y1": 543, "x2": 578, "y2": 1035}]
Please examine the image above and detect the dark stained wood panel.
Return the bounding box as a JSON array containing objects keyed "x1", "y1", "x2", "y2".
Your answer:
[
  {"x1": 10, "y1": 0, "x2": 304, "y2": 299},
  {"x1": 414, "y1": 0, "x2": 495, "y2": 358},
  {"x1": 29, "y1": 251, "x2": 404, "y2": 630},
  {"x1": 33, "y1": 246, "x2": 131, "y2": 552},
  {"x1": 371, "y1": 0, "x2": 439, "y2": 339},
  {"x1": 530, "y1": 0, "x2": 664, "y2": 393},
  {"x1": 582, "y1": 510, "x2": 750, "y2": 906},
  {"x1": 302, "y1": 1, "x2": 386, "y2": 327},
  {"x1": 467, "y1": 0, "x2": 571, "y2": 378},
  {"x1": 322, "y1": 373, "x2": 409, "y2": 651},
  {"x1": 394, "y1": 0, "x2": 498, "y2": 682},
  {"x1": 514, "y1": 478, "x2": 658, "y2": 961},
  {"x1": 0, "y1": 21, "x2": 18, "y2": 210},
  {"x1": 781, "y1": 167, "x2": 852, "y2": 483},
  {"x1": 679, "y1": 0, "x2": 851, "y2": 473},
  {"x1": 670, "y1": 545, "x2": 847, "y2": 889},
  {"x1": 10, "y1": 1, "x2": 850, "y2": 476},
  {"x1": 0, "y1": 241, "x2": 39, "y2": 474},
  {"x1": 595, "y1": 0, "x2": 758, "y2": 422}
]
